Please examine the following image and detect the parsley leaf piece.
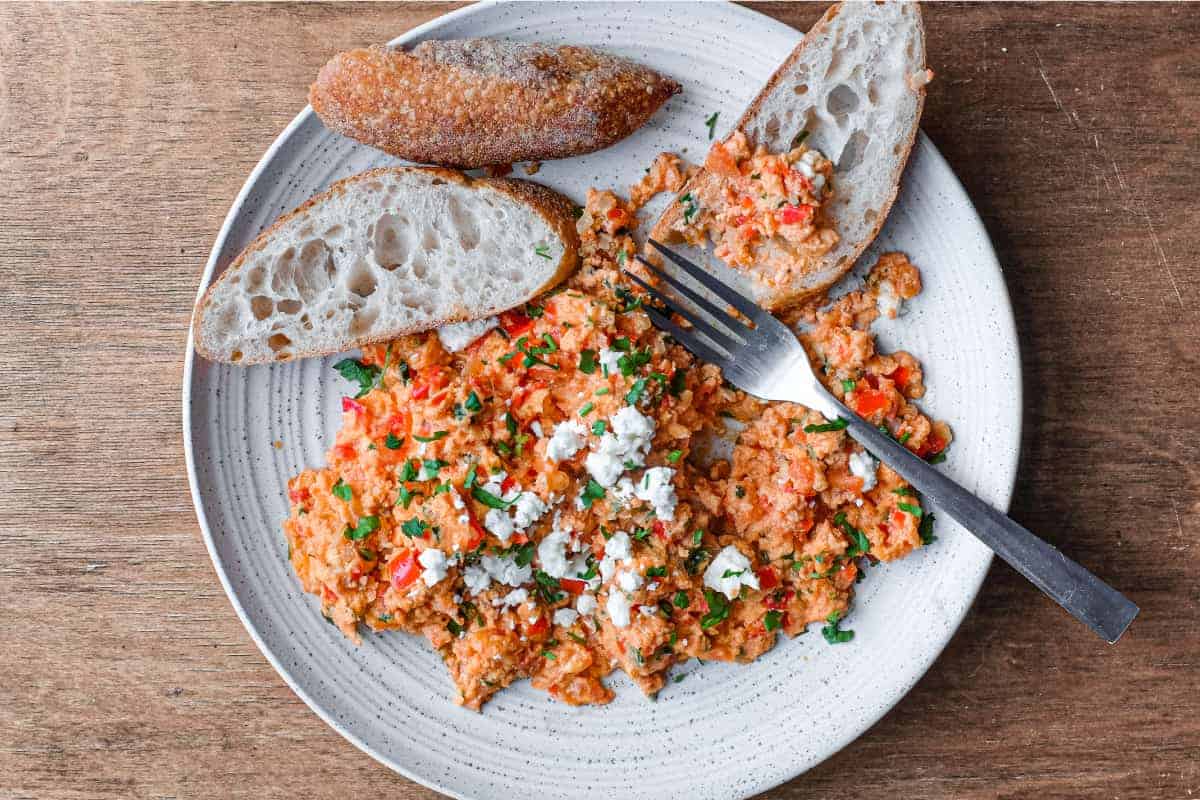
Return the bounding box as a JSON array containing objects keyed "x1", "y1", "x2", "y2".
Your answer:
[
  {"x1": 840, "y1": 379, "x2": 856, "y2": 393},
  {"x1": 700, "y1": 589, "x2": 730, "y2": 629},
  {"x1": 579, "y1": 479, "x2": 606, "y2": 509},
  {"x1": 673, "y1": 591, "x2": 689, "y2": 608},
  {"x1": 413, "y1": 431, "x2": 448, "y2": 443},
  {"x1": 625, "y1": 378, "x2": 648, "y2": 406},
  {"x1": 534, "y1": 244, "x2": 551, "y2": 259},
  {"x1": 669, "y1": 368, "x2": 687, "y2": 397},
  {"x1": 331, "y1": 478, "x2": 352, "y2": 502},
  {"x1": 464, "y1": 391, "x2": 483, "y2": 413},
  {"x1": 667, "y1": 449, "x2": 683, "y2": 463},
  {"x1": 400, "y1": 518, "x2": 429, "y2": 538},
  {"x1": 919, "y1": 512, "x2": 937, "y2": 545},
  {"x1": 579, "y1": 349, "x2": 598, "y2": 374},
  {"x1": 705, "y1": 111, "x2": 719, "y2": 139},
  {"x1": 579, "y1": 402, "x2": 595, "y2": 417},
  {"x1": 332, "y1": 358, "x2": 381, "y2": 399},
  {"x1": 763, "y1": 610, "x2": 783, "y2": 632},
  {"x1": 471, "y1": 486, "x2": 513, "y2": 510},
  {"x1": 591, "y1": 420, "x2": 606, "y2": 435},
  {"x1": 821, "y1": 610, "x2": 855, "y2": 644},
  {"x1": 384, "y1": 433, "x2": 404, "y2": 450},
  {"x1": 344, "y1": 515, "x2": 380, "y2": 541},
  {"x1": 804, "y1": 417, "x2": 849, "y2": 433},
  {"x1": 897, "y1": 502, "x2": 923, "y2": 517}
]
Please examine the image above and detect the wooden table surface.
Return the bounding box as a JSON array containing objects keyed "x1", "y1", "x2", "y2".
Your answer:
[{"x1": 1, "y1": 2, "x2": 1197, "y2": 798}]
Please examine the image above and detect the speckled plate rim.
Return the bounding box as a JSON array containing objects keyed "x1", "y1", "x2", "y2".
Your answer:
[{"x1": 182, "y1": 2, "x2": 1022, "y2": 798}]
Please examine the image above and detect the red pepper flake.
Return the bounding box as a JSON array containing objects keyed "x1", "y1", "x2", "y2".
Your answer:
[
  {"x1": 756, "y1": 566, "x2": 779, "y2": 591},
  {"x1": 652, "y1": 520, "x2": 668, "y2": 542},
  {"x1": 560, "y1": 578, "x2": 587, "y2": 595},
  {"x1": 390, "y1": 551, "x2": 421, "y2": 589},
  {"x1": 332, "y1": 442, "x2": 356, "y2": 460},
  {"x1": 499, "y1": 309, "x2": 534, "y2": 338},
  {"x1": 342, "y1": 397, "x2": 365, "y2": 415},
  {"x1": 779, "y1": 204, "x2": 813, "y2": 225}
]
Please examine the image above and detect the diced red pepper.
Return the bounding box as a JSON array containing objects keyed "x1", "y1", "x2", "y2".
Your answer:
[
  {"x1": 411, "y1": 383, "x2": 430, "y2": 401},
  {"x1": 916, "y1": 433, "x2": 947, "y2": 459},
  {"x1": 288, "y1": 487, "x2": 310, "y2": 505},
  {"x1": 499, "y1": 309, "x2": 534, "y2": 338},
  {"x1": 756, "y1": 566, "x2": 779, "y2": 591},
  {"x1": 390, "y1": 551, "x2": 421, "y2": 589},
  {"x1": 851, "y1": 389, "x2": 890, "y2": 417},
  {"x1": 384, "y1": 412, "x2": 410, "y2": 435},
  {"x1": 763, "y1": 589, "x2": 794, "y2": 611},
  {"x1": 342, "y1": 397, "x2": 365, "y2": 415},
  {"x1": 606, "y1": 207, "x2": 625, "y2": 221},
  {"x1": 888, "y1": 365, "x2": 911, "y2": 389},
  {"x1": 779, "y1": 204, "x2": 813, "y2": 225},
  {"x1": 733, "y1": 214, "x2": 751, "y2": 226},
  {"x1": 652, "y1": 520, "x2": 668, "y2": 542},
  {"x1": 526, "y1": 615, "x2": 549, "y2": 636},
  {"x1": 500, "y1": 475, "x2": 517, "y2": 495},
  {"x1": 332, "y1": 442, "x2": 356, "y2": 460},
  {"x1": 560, "y1": 578, "x2": 587, "y2": 595}
]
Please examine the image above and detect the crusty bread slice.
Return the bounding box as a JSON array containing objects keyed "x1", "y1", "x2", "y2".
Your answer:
[
  {"x1": 193, "y1": 167, "x2": 579, "y2": 364},
  {"x1": 650, "y1": 2, "x2": 929, "y2": 314},
  {"x1": 311, "y1": 41, "x2": 681, "y2": 169}
]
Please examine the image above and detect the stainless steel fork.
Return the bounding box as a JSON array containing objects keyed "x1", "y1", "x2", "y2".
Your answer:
[{"x1": 629, "y1": 239, "x2": 1139, "y2": 643}]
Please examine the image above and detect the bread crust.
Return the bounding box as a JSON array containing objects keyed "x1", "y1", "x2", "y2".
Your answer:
[
  {"x1": 192, "y1": 166, "x2": 580, "y2": 365},
  {"x1": 310, "y1": 41, "x2": 681, "y2": 169},
  {"x1": 650, "y1": 2, "x2": 928, "y2": 316}
]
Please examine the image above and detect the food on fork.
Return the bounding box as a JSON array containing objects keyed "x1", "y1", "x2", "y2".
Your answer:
[
  {"x1": 651, "y1": 1, "x2": 930, "y2": 315},
  {"x1": 310, "y1": 39, "x2": 682, "y2": 169},
  {"x1": 192, "y1": 167, "x2": 579, "y2": 365}
]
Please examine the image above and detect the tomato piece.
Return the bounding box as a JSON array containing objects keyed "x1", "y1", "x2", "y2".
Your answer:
[
  {"x1": 852, "y1": 389, "x2": 890, "y2": 417},
  {"x1": 779, "y1": 204, "x2": 813, "y2": 225},
  {"x1": 384, "y1": 412, "x2": 410, "y2": 435},
  {"x1": 411, "y1": 383, "x2": 430, "y2": 401},
  {"x1": 332, "y1": 442, "x2": 356, "y2": 460},
  {"x1": 606, "y1": 207, "x2": 625, "y2": 221},
  {"x1": 560, "y1": 578, "x2": 587, "y2": 595},
  {"x1": 342, "y1": 397, "x2": 365, "y2": 415},
  {"x1": 756, "y1": 566, "x2": 779, "y2": 591},
  {"x1": 500, "y1": 475, "x2": 517, "y2": 495},
  {"x1": 916, "y1": 434, "x2": 947, "y2": 458},
  {"x1": 499, "y1": 309, "x2": 534, "y2": 338},
  {"x1": 652, "y1": 520, "x2": 668, "y2": 542},
  {"x1": 888, "y1": 365, "x2": 911, "y2": 389},
  {"x1": 796, "y1": 517, "x2": 815, "y2": 534},
  {"x1": 526, "y1": 615, "x2": 549, "y2": 636},
  {"x1": 763, "y1": 589, "x2": 794, "y2": 611},
  {"x1": 288, "y1": 487, "x2": 310, "y2": 505},
  {"x1": 390, "y1": 551, "x2": 421, "y2": 589},
  {"x1": 510, "y1": 532, "x2": 529, "y2": 545}
]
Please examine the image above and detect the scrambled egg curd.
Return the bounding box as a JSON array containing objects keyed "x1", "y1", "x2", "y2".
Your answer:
[{"x1": 283, "y1": 159, "x2": 949, "y2": 709}]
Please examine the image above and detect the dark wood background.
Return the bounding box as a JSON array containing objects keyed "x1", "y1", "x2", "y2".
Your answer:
[{"x1": 1, "y1": 3, "x2": 1196, "y2": 798}]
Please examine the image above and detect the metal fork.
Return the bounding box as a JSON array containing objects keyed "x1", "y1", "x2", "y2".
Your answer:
[{"x1": 629, "y1": 239, "x2": 1138, "y2": 643}]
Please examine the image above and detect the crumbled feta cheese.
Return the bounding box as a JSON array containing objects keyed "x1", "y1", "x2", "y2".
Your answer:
[
  {"x1": 537, "y1": 529, "x2": 571, "y2": 578},
  {"x1": 463, "y1": 563, "x2": 491, "y2": 595},
  {"x1": 436, "y1": 316, "x2": 498, "y2": 352},
  {"x1": 495, "y1": 587, "x2": 529, "y2": 608},
  {"x1": 605, "y1": 530, "x2": 633, "y2": 561},
  {"x1": 848, "y1": 450, "x2": 879, "y2": 493},
  {"x1": 481, "y1": 477, "x2": 519, "y2": 502},
  {"x1": 484, "y1": 508, "x2": 515, "y2": 543},
  {"x1": 606, "y1": 591, "x2": 633, "y2": 628},
  {"x1": 609, "y1": 476, "x2": 638, "y2": 509},
  {"x1": 553, "y1": 608, "x2": 579, "y2": 627},
  {"x1": 530, "y1": 420, "x2": 543, "y2": 438},
  {"x1": 417, "y1": 548, "x2": 449, "y2": 587},
  {"x1": 584, "y1": 407, "x2": 657, "y2": 486},
  {"x1": 585, "y1": 447, "x2": 626, "y2": 487},
  {"x1": 877, "y1": 279, "x2": 903, "y2": 319},
  {"x1": 599, "y1": 555, "x2": 619, "y2": 582},
  {"x1": 812, "y1": 173, "x2": 827, "y2": 194},
  {"x1": 635, "y1": 467, "x2": 678, "y2": 521},
  {"x1": 638, "y1": 605, "x2": 658, "y2": 617},
  {"x1": 647, "y1": 581, "x2": 660, "y2": 592},
  {"x1": 416, "y1": 461, "x2": 441, "y2": 481},
  {"x1": 610, "y1": 406, "x2": 655, "y2": 455},
  {"x1": 703, "y1": 545, "x2": 760, "y2": 600},
  {"x1": 576, "y1": 593, "x2": 597, "y2": 615},
  {"x1": 800, "y1": 148, "x2": 822, "y2": 166},
  {"x1": 450, "y1": 489, "x2": 466, "y2": 510},
  {"x1": 795, "y1": 159, "x2": 816, "y2": 179},
  {"x1": 598, "y1": 347, "x2": 623, "y2": 376},
  {"x1": 616, "y1": 569, "x2": 644, "y2": 593},
  {"x1": 479, "y1": 553, "x2": 531, "y2": 587},
  {"x1": 512, "y1": 492, "x2": 548, "y2": 530},
  {"x1": 546, "y1": 420, "x2": 587, "y2": 463}
]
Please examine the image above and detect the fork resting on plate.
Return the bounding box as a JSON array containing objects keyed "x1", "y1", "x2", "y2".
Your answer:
[{"x1": 629, "y1": 240, "x2": 1138, "y2": 644}]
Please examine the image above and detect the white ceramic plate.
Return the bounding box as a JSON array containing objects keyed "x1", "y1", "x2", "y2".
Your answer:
[{"x1": 183, "y1": 3, "x2": 1022, "y2": 798}]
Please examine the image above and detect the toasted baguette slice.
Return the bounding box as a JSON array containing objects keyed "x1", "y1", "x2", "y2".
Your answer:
[
  {"x1": 310, "y1": 40, "x2": 681, "y2": 169},
  {"x1": 651, "y1": 2, "x2": 929, "y2": 314},
  {"x1": 193, "y1": 167, "x2": 578, "y2": 364}
]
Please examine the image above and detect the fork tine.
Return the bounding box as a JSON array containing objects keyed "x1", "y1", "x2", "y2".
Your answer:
[
  {"x1": 634, "y1": 256, "x2": 749, "y2": 336},
  {"x1": 624, "y1": 270, "x2": 743, "y2": 354},
  {"x1": 648, "y1": 239, "x2": 768, "y2": 324},
  {"x1": 643, "y1": 306, "x2": 731, "y2": 367}
]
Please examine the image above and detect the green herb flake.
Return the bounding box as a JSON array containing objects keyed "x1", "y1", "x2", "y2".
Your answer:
[
  {"x1": 384, "y1": 433, "x2": 404, "y2": 450},
  {"x1": 400, "y1": 518, "x2": 429, "y2": 539},
  {"x1": 841, "y1": 379, "x2": 856, "y2": 393},
  {"x1": 344, "y1": 515, "x2": 380, "y2": 541},
  {"x1": 669, "y1": 369, "x2": 688, "y2": 397},
  {"x1": 763, "y1": 610, "x2": 783, "y2": 632},
  {"x1": 897, "y1": 502, "x2": 924, "y2": 517},
  {"x1": 579, "y1": 349, "x2": 598, "y2": 374},
  {"x1": 667, "y1": 449, "x2": 683, "y2": 463},
  {"x1": 700, "y1": 589, "x2": 730, "y2": 629},
  {"x1": 626, "y1": 378, "x2": 648, "y2": 406},
  {"x1": 579, "y1": 402, "x2": 595, "y2": 417},
  {"x1": 692, "y1": 529, "x2": 704, "y2": 546},
  {"x1": 534, "y1": 244, "x2": 552, "y2": 259},
  {"x1": 413, "y1": 431, "x2": 448, "y2": 443},
  {"x1": 579, "y1": 479, "x2": 606, "y2": 509},
  {"x1": 673, "y1": 591, "x2": 689, "y2": 608},
  {"x1": 919, "y1": 512, "x2": 937, "y2": 545},
  {"x1": 804, "y1": 417, "x2": 849, "y2": 434},
  {"x1": 332, "y1": 358, "x2": 381, "y2": 399},
  {"x1": 464, "y1": 391, "x2": 483, "y2": 413},
  {"x1": 471, "y1": 486, "x2": 514, "y2": 510},
  {"x1": 704, "y1": 111, "x2": 719, "y2": 139},
  {"x1": 821, "y1": 610, "x2": 855, "y2": 644},
  {"x1": 331, "y1": 478, "x2": 353, "y2": 502},
  {"x1": 591, "y1": 420, "x2": 607, "y2": 435}
]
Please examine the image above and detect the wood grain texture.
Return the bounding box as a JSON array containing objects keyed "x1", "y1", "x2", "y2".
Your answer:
[{"x1": 0, "y1": 2, "x2": 1196, "y2": 799}]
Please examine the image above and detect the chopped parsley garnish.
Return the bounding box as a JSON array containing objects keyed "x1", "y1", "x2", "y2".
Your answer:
[
  {"x1": 343, "y1": 515, "x2": 380, "y2": 541},
  {"x1": 446, "y1": 619, "x2": 465, "y2": 637},
  {"x1": 821, "y1": 610, "x2": 854, "y2": 644},
  {"x1": 612, "y1": 336, "x2": 632, "y2": 352},
  {"x1": 897, "y1": 502, "x2": 923, "y2": 517},
  {"x1": 919, "y1": 512, "x2": 937, "y2": 545},
  {"x1": 669, "y1": 369, "x2": 687, "y2": 397},
  {"x1": 927, "y1": 451, "x2": 948, "y2": 464},
  {"x1": 384, "y1": 433, "x2": 404, "y2": 450},
  {"x1": 332, "y1": 358, "x2": 380, "y2": 398},
  {"x1": 791, "y1": 129, "x2": 810, "y2": 148},
  {"x1": 680, "y1": 193, "x2": 700, "y2": 224},
  {"x1": 700, "y1": 589, "x2": 730, "y2": 629},
  {"x1": 704, "y1": 111, "x2": 719, "y2": 139},
  {"x1": 614, "y1": 286, "x2": 642, "y2": 313},
  {"x1": 735, "y1": 485, "x2": 746, "y2": 498},
  {"x1": 841, "y1": 379, "x2": 856, "y2": 393},
  {"x1": 331, "y1": 478, "x2": 352, "y2": 502},
  {"x1": 578, "y1": 349, "x2": 598, "y2": 374},
  {"x1": 526, "y1": 303, "x2": 545, "y2": 318},
  {"x1": 534, "y1": 244, "x2": 552, "y2": 259},
  {"x1": 541, "y1": 650, "x2": 557, "y2": 660},
  {"x1": 541, "y1": 333, "x2": 558, "y2": 352},
  {"x1": 646, "y1": 565, "x2": 668, "y2": 578},
  {"x1": 595, "y1": 387, "x2": 610, "y2": 396},
  {"x1": 504, "y1": 412, "x2": 518, "y2": 437},
  {"x1": 625, "y1": 378, "x2": 648, "y2": 405},
  {"x1": 618, "y1": 349, "x2": 651, "y2": 376},
  {"x1": 591, "y1": 420, "x2": 606, "y2": 435},
  {"x1": 673, "y1": 591, "x2": 689, "y2": 608},
  {"x1": 833, "y1": 511, "x2": 871, "y2": 557},
  {"x1": 512, "y1": 541, "x2": 536, "y2": 567},
  {"x1": 667, "y1": 449, "x2": 683, "y2": 463},
  {"x1": 464, "y1": 463, "x2": 478, "y2": 489},
  {"x1": 579, "y1": 402, "x2": 595, "y2": 417},
  {"x1": 692, "y1": 529, "x2": 704, "y2": 546},
  {"x1": 721, "y1": 568, "x2": 745, "y2": 579},
  {"x1": 579, "y1": 479, "x2": 607, "y2": 509},
  {"x1": 413, "y1": 431, "x2": 448, "y2": 443},
  {"x1": 567, "y1": 631, "x2": 587, "y2": 645},
  {"x1": 400, "y1": 518, "x2": 429, "y2": 538},
  {"x1": 357, "y1": 547, "x2": 376, "y2": 561},
  {"x1": 763, "y1": 610, "x2": 783, "y2": 632},
  {"x1": 471, "y1": 486, "x2": 514, "y2": 509},
  {"x1": 398, "y1": 460, "x2": 418, "y2": 482},
  {"x1": 804, "y1": 417, "x2": 848, "y2": 433},
  {"x1": 464, "y1": 391, "x2": 483, "y2": 413},
  {"x1": 684, "y1": 547, "x2": 709, "y2": 575},
  {"x1": 892, "y1": 487, "x2": 914, "y2": 496},
  {"x1": 534, "y1": 570, "x2": 563, "y2": 603}
]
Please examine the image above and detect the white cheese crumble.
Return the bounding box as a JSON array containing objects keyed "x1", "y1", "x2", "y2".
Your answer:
[
  {"x1": 877, "y1": 279, "x2": 903, "y2": 319},
  {"x1": 848, "y1": 450, "x2": 879, "y2": 493},
  {"x1": 484, "y1": 508, "x2": 515, "y2": 543},
  {"x1": 417, "y1": 548, "x2": 450, "y2": 587},
  {"x1": 463, "y1": 563, "x2": 491, "y2": 595},
  {"x1": 512, "y1": 492, "x2": 548, "y2": 529},
  {"x1": 495, "y1": 587, "x2": 529, "y2": 608},
  {"x1": 609, "y1": 476, "x2": 638, "y2": 509},
  {"x1": 604, "y1": 530, "x2": 633, "y2": 561},
  {"x1": 576, "y1": 593, "x2": 597, "y2": 615},
  {"x1": 546, "y1": 420, "x2": 587, "y2": 463},
  {"x1": 703, "y1": 545, "x2": 760, "y2": 601},
  {"x1": 537, "y1": 529, "x2": 571, "y2": 579},
  {"x1": 479, "y1": 553, "x2": 532, "y2": 588},
  {"x1": 553, "y1": 608, "x2": 580, "y2": 627},
  {"x1": 598, "y1": 347, "x2": 623, "y2": 376},
  {"x1": 606, "y1": 590, "x2": 633, "y2": 628},
  {"x1": 530, "y1": 420, "x2": 543, "y2": 438},
  {"x1": 584, "y1": 406, "x2": 656, "y2": 487},
  {"x1": 616, "y1": 569, "x2": 644, "y2": 593},
  {"x1": 638, "y1": 605, "x2": 658, "y2": 617},
  {"x1": 635, "y1": 467, "x2": 678, "y2": 521},
  {"x1": 436, "y1": 316, "x2": 498, "y2": 352}
]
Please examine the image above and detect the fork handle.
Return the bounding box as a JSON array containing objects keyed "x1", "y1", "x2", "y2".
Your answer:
[{"x1": 831, "y1": 398, "x2": 1139, "y2": 643}]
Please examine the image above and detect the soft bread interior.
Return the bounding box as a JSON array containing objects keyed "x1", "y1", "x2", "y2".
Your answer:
[{"x1": 195, "y1": 168, "x2": 574, "y2": 364}]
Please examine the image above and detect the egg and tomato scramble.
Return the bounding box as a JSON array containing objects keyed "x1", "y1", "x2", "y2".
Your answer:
[{"x1": 283, "y1": 146, "x2": 950, "y2": 709}]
